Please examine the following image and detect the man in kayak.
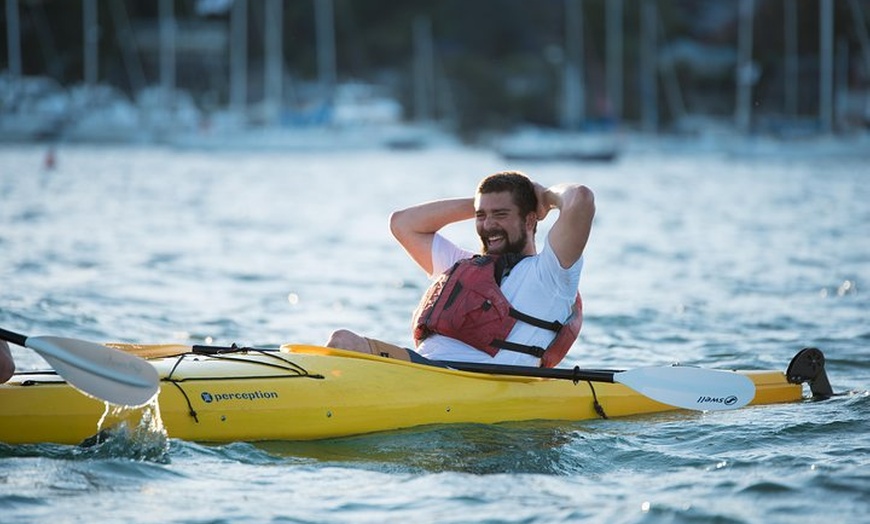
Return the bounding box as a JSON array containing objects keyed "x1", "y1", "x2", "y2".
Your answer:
[
  {"x1": 327, "y1": 171, "x2": 594, "y2": 367},
  {"x1": 0, "y1": 341, "x2": 13, "y2": 383}
]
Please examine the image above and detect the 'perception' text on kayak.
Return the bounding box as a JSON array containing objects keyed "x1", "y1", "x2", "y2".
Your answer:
[{"x1": 201, "y1": 391, "x2": 280, "y2": 403}]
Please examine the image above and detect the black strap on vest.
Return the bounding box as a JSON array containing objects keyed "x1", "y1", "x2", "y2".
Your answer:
[
  {"x1": 508, "y1": 308, "x2": 563, "y2": 332},
  {"x1": 447, "y1": 253, "x2": 563, "y2": 358},
  {"x1": 487, "y1": 253, "x2": 565, "y2": 358},
  {"x1": 491, "y1": 339, "x2": 547, "y2": 358}
]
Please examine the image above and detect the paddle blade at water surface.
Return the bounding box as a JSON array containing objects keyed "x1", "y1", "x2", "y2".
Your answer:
[
  {"x1": 615, "y1": 366, "x2": 756, "y2": 411},
  {"x1": 27, "y1": 336, "x2": 160, "y2": 407}
]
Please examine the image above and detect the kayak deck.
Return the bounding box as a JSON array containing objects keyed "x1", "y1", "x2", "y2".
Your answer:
[{"x1": 0, "y1": 346, "x2": 829, "y2": 445}]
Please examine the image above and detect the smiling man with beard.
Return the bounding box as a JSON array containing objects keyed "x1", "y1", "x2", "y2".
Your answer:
[{"x1": 327, "y1": 171, "x2": 595, "y2": 367}]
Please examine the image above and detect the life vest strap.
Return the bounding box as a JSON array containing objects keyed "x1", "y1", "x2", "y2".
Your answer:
[
  {"x1": 508, "y1": 308, "x2": 563, "y2": 332},
  {"x1": 491, "y1": 339, "x2": 547, "y2": 358}
]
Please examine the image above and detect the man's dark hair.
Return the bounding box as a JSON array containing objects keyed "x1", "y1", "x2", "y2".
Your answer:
[{"x1": 477, "y1": 171, "x2": 537, "y2": 218}]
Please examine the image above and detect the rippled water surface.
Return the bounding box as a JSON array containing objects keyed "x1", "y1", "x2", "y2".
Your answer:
[{"x1": 1, "y1": 143, "x2": 868, "y2": 523}]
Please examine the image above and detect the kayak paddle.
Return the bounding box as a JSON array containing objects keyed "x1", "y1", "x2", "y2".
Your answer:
[
  {"x1": 437, "y1": 360, "x2": 757, "y2": 412},
  {"x1": 0, "y1": 328, "x2": 159, "y2": 407},
  {"x1": 98, "y1": 341, "x2": 758, "y2": 412},
  {"x1": 224, "y1": 344, "x2": 757, "y2": 412}
]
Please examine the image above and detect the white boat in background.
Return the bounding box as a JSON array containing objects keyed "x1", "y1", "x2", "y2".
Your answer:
[
  {"x1": 171, "y1": 119, "x2": 454, "y2": 152},
  {"x1": 0, "y1": 75, "x2": 67, "y2": 142},
  {"x1": 171, "y1": 82, "x2": 456, "y2": 152},
  {"x1": 496, "y1": 126, "x2": 620, "y2": 162},
  {"x1": 136, "y1": 87, "x2": 203, "y2": 144},
  {"x1": 331, "y1": 82, "x2": 456, "y2": 150},
  {"x1": 61, "y1": 84, "x2": 148, "y2": 144},
  {"x1": 0, "y1": 77, "x2": 209, "y2": 146},
  {"x1": 172, "y1": 123, "x2": 382, "y2": 152},
  {"x1": 495, "y1": 1, "x2": 620, "y2": 163}
]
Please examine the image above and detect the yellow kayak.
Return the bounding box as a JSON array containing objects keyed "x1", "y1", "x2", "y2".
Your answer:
[{"x1": 0, "y1": 344, "x2": 831, "y2": 445}]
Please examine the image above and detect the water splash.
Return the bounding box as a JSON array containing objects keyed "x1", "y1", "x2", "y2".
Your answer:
[{"x1": 76, "y1": 398, "x2": 170, "y2": 463}]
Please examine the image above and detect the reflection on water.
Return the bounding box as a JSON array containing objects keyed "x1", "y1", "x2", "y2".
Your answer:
[
  {"x1": 1, "y1": 144, "x2": 868, "y2": 523},
  {"x1": 255, "y1": 422, "x2": 586, "y2": 475}
]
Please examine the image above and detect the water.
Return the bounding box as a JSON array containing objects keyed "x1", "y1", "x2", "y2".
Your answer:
[{"x1": 1, "y1": 143, "x2": 868, "y2": 523}]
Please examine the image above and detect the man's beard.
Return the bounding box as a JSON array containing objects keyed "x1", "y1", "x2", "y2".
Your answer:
[{"x1": 480, "y1": 227, "x2": 528, "y2": 255}]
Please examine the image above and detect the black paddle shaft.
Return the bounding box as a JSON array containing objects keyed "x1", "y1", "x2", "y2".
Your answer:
[
  {"x1": 0, "y1": 328, "x2": 27, "y2": 347},
  {"x1": 185, "y1": 342, "x2": 621, "y2": 384},
  {"x1": 437, "y1": 360, "x2": 619, "y2": 383}
]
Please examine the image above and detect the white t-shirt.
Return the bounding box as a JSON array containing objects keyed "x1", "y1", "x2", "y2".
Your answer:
[{"x1": 416, "y1": 233, "x2": 584, "y2": 366}]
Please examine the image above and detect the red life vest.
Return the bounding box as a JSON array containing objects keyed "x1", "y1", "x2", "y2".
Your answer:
[{"x1": 411, "y1": 255, "x2": 583, "y2": 368}]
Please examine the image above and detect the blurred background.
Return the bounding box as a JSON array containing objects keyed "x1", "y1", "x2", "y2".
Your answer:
[{"x1": 2, "y1": 0, "x2": 869, "y2": 155}]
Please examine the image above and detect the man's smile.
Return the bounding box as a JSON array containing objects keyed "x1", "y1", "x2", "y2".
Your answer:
[{"x1": 483, "y1": 230, "x2": 507, "y2": 250}]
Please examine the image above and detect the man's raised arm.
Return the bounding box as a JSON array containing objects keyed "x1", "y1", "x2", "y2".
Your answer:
[
  {"x1": 390, "y1": 197, "x2": 475, "y2": 275},
  {"x1": 535, "y1": 183, "x2": 595, "y2": 269}
]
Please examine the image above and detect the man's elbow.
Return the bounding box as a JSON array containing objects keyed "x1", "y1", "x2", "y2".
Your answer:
[
  {"x1": 389, "y1": 209, "x2": 409, "y2": 242},
  {"x1": 565, "y1": 185, "x2": 595, "y2": 219}
]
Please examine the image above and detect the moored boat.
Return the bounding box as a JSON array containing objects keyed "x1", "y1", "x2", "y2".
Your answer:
[{"x1": 0, "y1": 344, "x2": 832, "y2": 445}]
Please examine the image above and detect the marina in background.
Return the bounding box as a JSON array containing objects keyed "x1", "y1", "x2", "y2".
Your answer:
[{"x1": 2, "y1": 0, "x2": 869, "y2": 158}]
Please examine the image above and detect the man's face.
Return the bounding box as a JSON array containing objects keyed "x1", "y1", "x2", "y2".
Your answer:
[{"x1": 474, "y1": 191, "x2": 532, "y2": 255}]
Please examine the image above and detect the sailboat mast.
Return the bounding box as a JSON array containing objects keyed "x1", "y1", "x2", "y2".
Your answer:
[
  {"x1": 83, "y1": 0, "x2": 98, "y2": 85},
  {"x1": 413, "y1": 15, "x2": 435, "y2": 123},
  {"x1": 819, "y1": 0, "x2": 834, "y2": 134},
  {"x1": 562, "y1": 0, "x2": 585, "y2": 129},
  {"x1": 264, "y1": 0, "x2": 283, "y2": 123},
  {"x1": 735, "y1": 0, "x2": 755, "y2": 134},
  {"x1": 315, "y1": 0, "x2": 337, "y2": 104},
  {"x1": 640, "y1": 0, "x2": 658, "y2": 132},
  {"x1": 230, "y1": 0, "x2": 248, "y2": 114},
  {"x1": 159, "y1": 0, "x2": 176, "y2": 107},
  {"x1": 6, "y1": 0, "x2": 22, "y2": 78},
  {"x1": 784, "y1": 0, "x2": 798, "y2": 118},
  {"x1": 606, "y1": 0, "x2": 623, "y2": 122}
]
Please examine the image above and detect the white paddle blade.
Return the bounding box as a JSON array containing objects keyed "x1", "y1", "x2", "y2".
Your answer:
[
  {"x1": 615, "y1": 366, "x2": 756, "y2": 411},
  {"x1": 28, "y1": 336, "x2": 160, "y2": 407}
]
